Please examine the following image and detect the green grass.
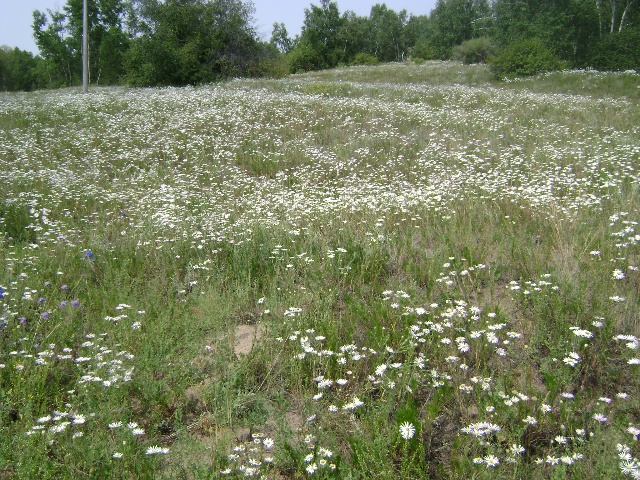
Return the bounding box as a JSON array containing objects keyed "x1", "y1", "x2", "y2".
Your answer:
[{"x1": 1, "y1": 61, "x2": 639, "y2": 478}]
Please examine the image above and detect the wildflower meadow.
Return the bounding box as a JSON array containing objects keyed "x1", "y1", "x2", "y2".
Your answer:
[{"x1": 1, "y1": 61, "x2": 639, "y2": 478}]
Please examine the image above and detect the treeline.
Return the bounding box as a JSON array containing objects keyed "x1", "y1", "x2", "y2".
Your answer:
[
  {"x1": 284, "y1": 0, "x2": 640, "y2": 75},
  {"x1": 1, "y1": 0, "x2": 282, "y2": 91},
  {"x1": 1, "y1": 0, "x2": 639, "y2": 92}
]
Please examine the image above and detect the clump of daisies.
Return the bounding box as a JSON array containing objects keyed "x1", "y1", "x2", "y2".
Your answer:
[
  {"x1": 617, "y1": 444, "x2": 640, "y2": 478},
  {"x1": 219, "y1": 432, "x2": 276, "y2": 477},
  {"x1": 299, "y1": 434, "x2": 337, "y2": 475}
]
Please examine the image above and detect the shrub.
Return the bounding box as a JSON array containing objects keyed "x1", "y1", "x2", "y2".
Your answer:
[
  {"x1": 489, "y1": 37, "x2": 565, "y2": 79},
  {"x1": 286, "y1": 42, "x2": 325, "y2": 73},
  {"x1": 351, "y1": 53, "x2": 379, "y2": 66},
  {"x1": 453, "y1": 37, "x2": 497, "y2": 64},
  {"x1": 589, "y1": 29, "x2": 640, "y2": 72},
  {"x1": 411, "y1": 38, "x2": 439, "y2": 61}
]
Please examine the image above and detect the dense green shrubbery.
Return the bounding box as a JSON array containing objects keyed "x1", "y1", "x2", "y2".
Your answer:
[
  {"x1": 287, "y1": 42, "x2": 326, "y2": 73},
  {"x1": 590, "y1": 29, "x2": 640, "y2": 72},
  {"x1": 453, "y1": 37, "x2": 497, "y2": 64},
  {"x1": 490, "y1": 38, "x2": 565, "y2": 79},
  {"x1": 351, "y1": 53, "x2": 379, "y2": 66},
  {"x1": 411, "y1": 38, "x2": 440, "y2": 61},
  {"x1": 0, "y1": 47, "x2": 38, "y2": 92}
]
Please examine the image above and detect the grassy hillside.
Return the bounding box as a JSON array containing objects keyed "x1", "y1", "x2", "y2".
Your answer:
[{"x1": 1, "y1": 62, "x2": 639, "y2": 479}]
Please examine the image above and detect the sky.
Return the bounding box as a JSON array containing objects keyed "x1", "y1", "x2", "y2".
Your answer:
[{"x1": 0, "y1": 0, "x2": 438, "y2": 55}]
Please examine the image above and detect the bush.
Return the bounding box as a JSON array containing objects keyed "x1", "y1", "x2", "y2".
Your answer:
[
  {"x1": 453, "y1": 37, "x2": 497, "y2": 64},
  {"x1": 286, "y1": 42, "x2": 326, "y2": 73},
  {"x1": 489, "y1": 37, "x2": 565, "y2": 79},
  {"x1": 411, "y1": 38, "x2": 439, "y2": 61},
  {"x1": 589, "y1": 29, "x2": 640, "y2": 72},
  {"x1": 351, "y1": 53, "x2": 379, "y2": 66}
]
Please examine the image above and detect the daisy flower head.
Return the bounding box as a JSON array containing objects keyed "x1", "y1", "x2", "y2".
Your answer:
[
  {"x1": 146, "y1": 445, "x2": 169, "y2": 455},
  {"x1": 593, "y1": 413, "x2": 608, "y2": 423},
  {"x1": 510, "y1": 444, "x2": 525, "y2": 455},
  {"x1": 619, "y1": 459, "x2": 638, "y2": 475},
  {"x1": 613, "y1": 269, "x2": 626, "y2": 280},
  {"x1": 263, "y1": 437, "x2": 275, "y2": 449},
  {"x1": 484, "y1": 454, "x2": 500, "y2": 467},
  {"x1": 399, "y1": 421, "x2": 416, "y2": 440}
]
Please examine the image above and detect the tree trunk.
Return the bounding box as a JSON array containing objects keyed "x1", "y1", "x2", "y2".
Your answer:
[
  {"x1": 595, "y1": 0, "x2": 603, "y2": 35},
  {"x1": 619, "y1": 0, "x2": 638, "y2": 32},
  {"x1": 610, "y1": 0, "x2": 617, "y2": 33}
]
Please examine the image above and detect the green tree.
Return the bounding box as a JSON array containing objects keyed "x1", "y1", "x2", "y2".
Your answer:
[
  {"x1": 271, "y1": 22, "x2": 293, "y2": 53},
  {"x1": 0, "y1": 47, "x2": 38, "y2": 92},
  {"x1": 403, "y1": 13, "x2": 432, "y2": 47},
  {"x1": 590, "y1": 25, "x2": 640, "y2": 69},
  {"x1": 491, "y1": 0, "x2": 619, "y2": 66},
  {"x1": 489, "y1": 36, "x2": 565, "y2": 78},
  {"x1": 290, "y1": 0, "x2": 344, "y2": 71},
  {"x1": 597, "y1": 0, "x2": 640, "y2": 33},
  {"x1": 368, "y1": 4, "x2": 407, "y2": 62},
  {"x1": 125, "y1": 0, "x2": 267, "y2": 86},
  {"x1": 33, "y1": 8, "x2": 78, "y2": 86},
  {"x1": 32, "y1": 0, "x2": 129, "y2": 87},
  {"x1": 404, "y1": 14, "x2": 436, "y2": 60},
  {"x1": 430, "y1": 0, "x2": 492, "y2": 58},
  {"x1": 0, "y1": 48, "x2": 6, "y2": 89}
]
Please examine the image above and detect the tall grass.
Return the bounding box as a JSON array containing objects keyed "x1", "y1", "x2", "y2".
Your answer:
[{"x1": 1, "y1": 62, "x2": 639, "y2": 478}]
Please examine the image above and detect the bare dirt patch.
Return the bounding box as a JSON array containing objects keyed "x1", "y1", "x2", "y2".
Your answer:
[{"x1": 232, "y1": 323, "x2": 266, "y2": 358}]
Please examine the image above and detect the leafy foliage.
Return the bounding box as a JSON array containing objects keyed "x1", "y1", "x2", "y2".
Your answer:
[
  {"x1": 352, "y1": 52, "x2": 379, "y2": 66},
  {"x1": 32, "y1": 0, "x2": 129, "y2": 87},
  {"x1": 270, "y1": 22, "x2": 293, "y2": 53},
  {"x1": 287, "y1": 41, "x2": 326, "y2": 73},
  {"x1": 0, "y1": 47, "x2": 38, "y2": 91},
  {"x1": 288, "y1": 0, "x2": 345, "y2": 71},
  {"x1": 411, "y1": 38, "x2": 439, "y2": 61},
  {"x1": 453, "y1": 36, "x2": 497, "y2": 64},
  {"x1": 489, "y1": 37, "x2": 566, "y2": 79},
  {"x1": 589, "y1": 28, "x2": 640, "y2": 71},
  {"x1": 429, "y1": 0, "x2": 493, "y2": 59},
  {"x1": 125, "y1": 0, "x2": 269, "y2": 86}
]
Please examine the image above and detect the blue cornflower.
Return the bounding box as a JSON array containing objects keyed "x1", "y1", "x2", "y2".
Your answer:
[
  {"x1": 84, "y1": 250, "x2": 94, "y2": 261},
  {"x1": 0, "y1": 286, "x2": 4, "y2": 298}
]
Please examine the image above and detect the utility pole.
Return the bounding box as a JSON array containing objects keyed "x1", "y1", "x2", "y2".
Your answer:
[{"x1": 83, "y1": 0, "x2": 89, "y2": 93}]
